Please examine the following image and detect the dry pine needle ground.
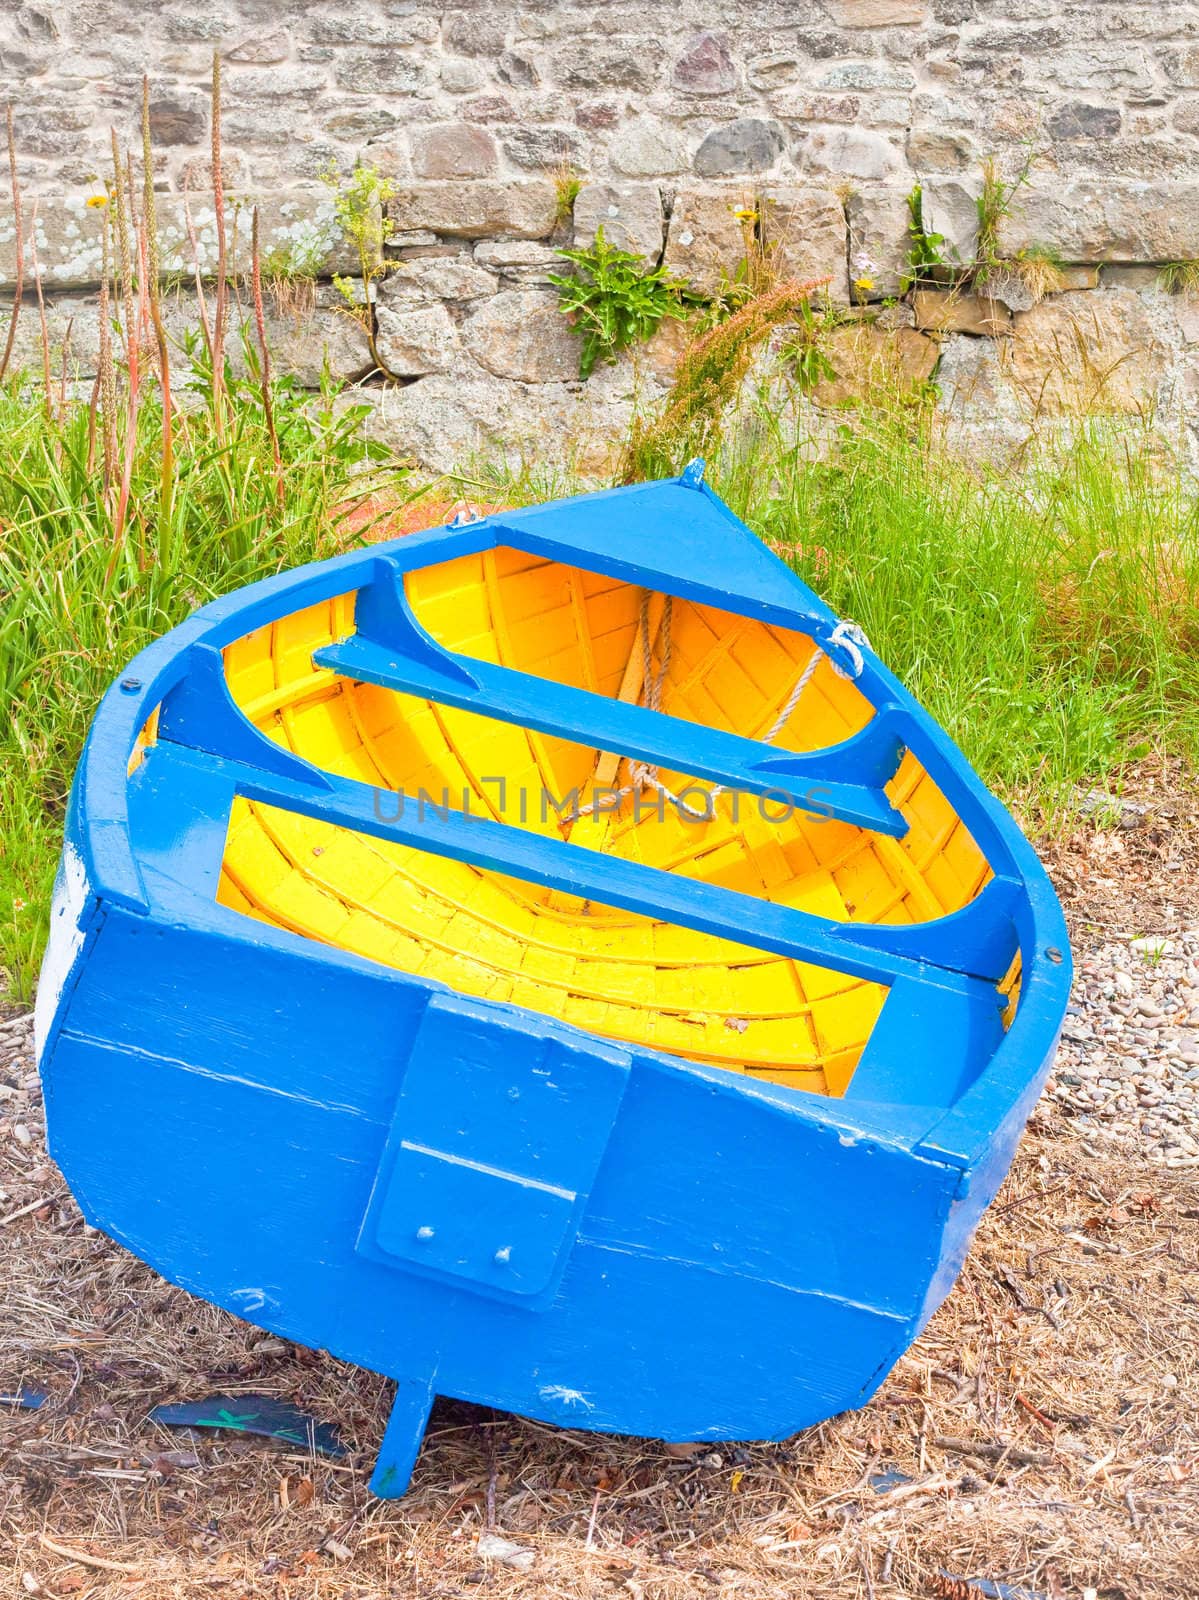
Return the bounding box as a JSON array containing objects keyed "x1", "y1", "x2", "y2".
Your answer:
[{"x1": 1, "y1": 773, "x2": 1196, "y2": 1600}]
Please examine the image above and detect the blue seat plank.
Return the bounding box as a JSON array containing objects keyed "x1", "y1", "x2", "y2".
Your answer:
[
  {"x1": 146, "y1": 734, "x2": 1006, "y2": 1002},
  {"x1": 313, "y1": 632, "x2": 910, "y2": 838}
]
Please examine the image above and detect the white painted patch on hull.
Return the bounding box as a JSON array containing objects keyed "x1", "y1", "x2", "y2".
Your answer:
[{"x1": 34, "y1": 840, "x2": 91, "y2": 1063}]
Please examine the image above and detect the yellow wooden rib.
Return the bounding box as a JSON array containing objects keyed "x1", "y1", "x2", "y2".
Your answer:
[{"x1": 218, "y1": 553, "x2": 993, "y2": 1096}]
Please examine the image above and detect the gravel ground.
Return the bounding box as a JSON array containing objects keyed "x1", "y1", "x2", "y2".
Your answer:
[
  {"x1": 1044, "y1": 766, "x2": 1199, "y2": 1169},
  {"x1": 0, "y1": 1012, "x2": 41, "y2": 1219},
  {"x1": 1051, "y1": 933, "x2": 1199, "y2": 1170}
]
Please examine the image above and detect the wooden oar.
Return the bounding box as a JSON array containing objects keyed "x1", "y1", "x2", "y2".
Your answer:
[
  {"x1": 563, "y1": 591, "x2": 666, "y2": 845},
  {"x1": 594, "y1": 591, "x2": 666, "y2": 790}
]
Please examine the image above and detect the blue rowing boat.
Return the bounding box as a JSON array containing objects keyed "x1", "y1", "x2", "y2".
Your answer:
[{"x1": 36, "y1": 466, "x2": 1071, "y2": 1495}]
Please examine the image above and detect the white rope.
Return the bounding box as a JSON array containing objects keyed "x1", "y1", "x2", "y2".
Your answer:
[
  {"x1": 575, "y1": 600, "x2": 871, "y2": 824},
  {"x1": 826, "y1": 619, "x2": 870, "y2": 680},
  {"x1": 764, "y1": 644, "x2": 826, "y2": 742}
]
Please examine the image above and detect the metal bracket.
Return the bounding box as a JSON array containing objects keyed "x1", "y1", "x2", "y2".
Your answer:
[{"x1": 358, "y1": 995, "x2": 631, "y2": 1307}]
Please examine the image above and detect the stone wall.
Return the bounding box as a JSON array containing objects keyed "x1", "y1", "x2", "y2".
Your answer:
[{"x1": 5, "y1": 0, "x2": 1199, "y2": 471}]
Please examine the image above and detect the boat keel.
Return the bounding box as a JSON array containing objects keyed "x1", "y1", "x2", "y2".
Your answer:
[{"x1": 369, "y1": 1376, "x2": 435, "y2": 1499}]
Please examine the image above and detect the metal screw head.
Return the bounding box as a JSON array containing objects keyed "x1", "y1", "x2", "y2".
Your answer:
[
  {"x1": 493, "y1": 1246, "x2": 512, "y2": 1266},
  {"x1": 415, "y1": 1226, "x2": 435, "y2": 1242},
  {"x1": 1046, "y1": 946, "x2": 1064, "y2": 964},
  {"x1": 120, "y1": 677, "x2": 142, "y2": 693}
]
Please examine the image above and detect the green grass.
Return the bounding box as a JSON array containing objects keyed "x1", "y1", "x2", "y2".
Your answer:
[
  {"x1": 713, "y1": 404, "x2": 1199, "y2": 805},
  {"x1": 0, "y1": 339, "x2": 400, "y2": 999}
]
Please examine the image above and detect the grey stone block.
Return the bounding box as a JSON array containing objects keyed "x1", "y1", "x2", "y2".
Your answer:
[
  {"x1": 694, "y1": 120, "x2": 786, "y2": 178},
  {"x1": 799, "y1": 127, "x2": 904, "y2": 182},
  {"x1": 463, "y1": 288, "x2": 580, "y2": 382},
  {"x1": 411, "y1": 125, "x2": 499, "y2": 181},
  {"x1": 662, "y1": 187, "x2": 751, "y2": 296},
  {"x1": 920, "y1": 179, "x2": 980, "y2": 266},
  {"x1": 1000, "y1": 181, "x2": 1199, "y2": 262},
  {"x1": 572, "y1": 183, "x2": 664, "y2": 262},
  {"x1": 609, "y1": 118, "x2": 690, "y2": 179},
  {"x1": 846, "y1": 186, "x2": 912, "y2": 299},
  {"x1": 380, "y1": 257, "x2": 499, "y2": 305},
  {"x1": 760, "y1": 186, "x2": 850, "y2": 302},
  {"x1": 375, "y1": 303, "x2": 464, "y2": 376},
  {"x1": 386, "y1": 182, "x2": 559, "y2": 240}
]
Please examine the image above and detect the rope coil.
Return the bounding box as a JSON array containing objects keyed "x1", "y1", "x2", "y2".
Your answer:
[{"x1": 826, "y1": 619, "x2": 870, "y2": 680}]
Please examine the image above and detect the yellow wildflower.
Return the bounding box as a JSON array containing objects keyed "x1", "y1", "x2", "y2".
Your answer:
[
  {"x1": 854, "y1": 275, "x2": 875, "y2": 293},
  {"x1": 86, "y1": 193, "x2": 109, "y2": 209},
  {"x1": 731, "y1": 205, "x2": 758, "y2": 223},
  {"x1": 12, "y1": 897, "x2": 27, "y2": 912}
]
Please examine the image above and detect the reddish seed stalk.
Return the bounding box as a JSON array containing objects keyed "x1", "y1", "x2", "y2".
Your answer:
[
  {"x1": 141, "y1": 75, "x2": 174, "y2": 543},
  {"x1": 0, "y1": 106, "x2": 25, "y2": 385},
  {"x1": 96, "y1": 205, "x2": 117, "y2": 500},
  {"x1": 114, "y1": 166, "x2": 140, "y2": 482},
  {"x1": 105, "y1": 219, "x2": 147, "y2": 584},
  {"x1": 109, "y1": 131, "x2": 134, "y2": 360},
  {"x1": 210, "y1": 50, "x2": 228, "y2": 437},
  {"x1": 251, "y1": 206, "x2": 285, "y2": 513}
]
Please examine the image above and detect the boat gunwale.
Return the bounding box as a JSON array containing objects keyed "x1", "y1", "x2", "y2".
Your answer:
[{"x1": 72, "y1": 476, "x2": 1073, "y2": 1172}]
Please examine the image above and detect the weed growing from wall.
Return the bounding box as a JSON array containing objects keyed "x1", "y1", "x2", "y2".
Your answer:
[
  {"x1": 324, "y1": 161, "x2": 400, "y2": 377},
  {"x1": 550, "y1": 227, "x2": 701, "y2": 378}
]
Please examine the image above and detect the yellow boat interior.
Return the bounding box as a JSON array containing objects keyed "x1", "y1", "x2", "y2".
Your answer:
[{"x1": 217, "y1": 545, "x2": 994, "y2": 1098}]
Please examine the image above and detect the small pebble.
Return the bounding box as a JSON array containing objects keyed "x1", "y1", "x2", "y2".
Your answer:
[{"x1": 477, "y1": 1534, "x2": 536, "y2": 1572}]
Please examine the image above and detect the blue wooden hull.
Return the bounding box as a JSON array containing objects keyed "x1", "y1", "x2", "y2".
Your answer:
[{"x1": 36, "y1": 471, "x2": 1071, "y2": 1494}]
